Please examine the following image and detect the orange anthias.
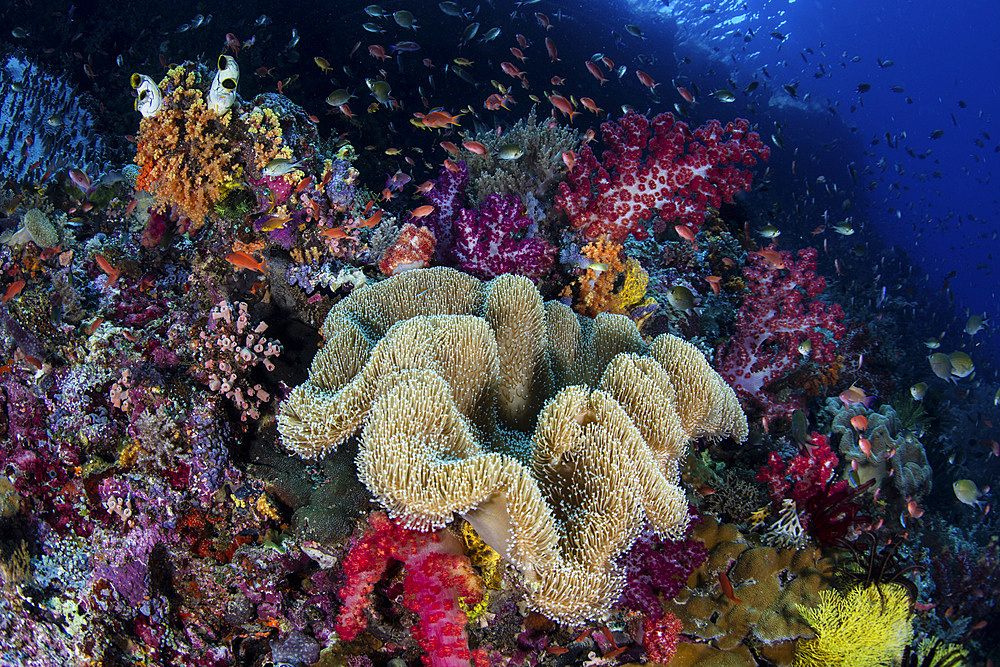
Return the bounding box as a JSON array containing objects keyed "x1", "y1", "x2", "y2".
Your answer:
[
  {"x1": 419, "y1": 110, "x2": 462, "y2": 129},
  {"x1": 225, "y1": 251, "x2": 267, "y2": 273}
]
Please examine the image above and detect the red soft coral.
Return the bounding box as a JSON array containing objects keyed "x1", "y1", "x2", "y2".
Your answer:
[{"x1": 336, "y1": 512, "x2": 484, "y2": 667}]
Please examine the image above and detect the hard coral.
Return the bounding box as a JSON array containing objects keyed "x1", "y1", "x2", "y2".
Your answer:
[
  {"x1": 662, "y1": 516, "x2": 835, "y2": 664},
  {"x1": 555, "y1": 110, "x2": 769, "y2": 242},
  {"x1": 278, "y1": 267, "x2": 748, "y2": 623}
]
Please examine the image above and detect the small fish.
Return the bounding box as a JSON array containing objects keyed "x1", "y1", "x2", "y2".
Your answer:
[
  {"x1": 858, "y1": 438, "x2": 872, "y2": 458},
  {"x1": 625, "y1": 24, "x2": 644, "y2": 39},
  {"x1": 948, "y1": 351, "x2": 974, "y2": 378},
  {"x1": 361, "y1": 209, "x2": 383, "y2": 228},
  {"x1": 321, "y1": 227, "x2": 349, "y2": 239},
  {"x1": 965, "y1": 313, "x2": 988, "y2": 336},
  {"x1": 850, "y1": 414, "x2": 868, "y2": 432},
  {"x1": 929, "y1": 129, "x2": 945, "y2": 140},
  {"x1": 314, "y1": 56, "x2": 333, "y2": 72},
  {"x1": 666, "y1": 286, "x2": 695, "y2": 313},
  {"x1": 410, "y1": 205, "x2": 435, "y2": 218},
  {"x1": 757, "y1": 224, "x2": 781, "y2": 238},
  {"x1": 94, "y1": 254, "x2": 120, "y2": 285},
  {"x1": 839, "y1": 385, "x2": 874, "y2": 407},
  {"x1": 2, "y1": 280, "x2": 25, "y2": 303},
  {"x1": 393, "y1": 10, "x2": 418, "y2": 29},
  {"x1": 636, "y1": 70, "x2": 658, "y2": 90},
  {"x1": 910, "y1": 382, "x2": 927, "y2": 400},
  {"x1": 263, "y1": 158, "x2": 304, "y2": 177},
  {"x1": 953, "y1": 479, "x2": 986, "y2": 508},
  {"x1": 718, "y1": 572, "x2": 741, "y2": 604},
  {"x1": 749, "y1": 249, "x2": 786, "y2": 269},
  {"x1": 831, "y1": 222, "x2": 855, "y2": 235},
  {"x1": 225, "y1": 251, "x2": 267, "y2": 273},
  {"x1": 711, "y1": 88, "x2": 736, "y2": 102},
  {"x1": 673, "y1": 225, "x2": 697, "y2": 244},
  {"x1": 928, "y1": 352, "x2": 953, "y2": 381},
  {"x1": 462, "y1": 140, "x2": 487, "y2": 155},
  {"x1": 497, "y1": 143, "x2": 523, "y2": 160},
  {"x1": 923, "y1": 337, "x2": 941, "y2": 349},
  {"x1": 797, "y1": 338, "x2": 812, "y2": 356},
  {"x1": 326, "y1": 89, "x2": 354, "y2": 107}
]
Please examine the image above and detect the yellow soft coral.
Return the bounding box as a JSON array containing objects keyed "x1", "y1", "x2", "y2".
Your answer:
[{"x1": 794, "y1": 583, "x2": 913, "y2": 667}]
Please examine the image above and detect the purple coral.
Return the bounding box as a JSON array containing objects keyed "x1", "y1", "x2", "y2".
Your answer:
[
  {"x1": 617, "y1": 527, "x2": 707, "y2": 621},
  {"x1": 453, "y1": 194, "x2": 555, "y2": 280},
  {"x1": 421, "y1": 161, "x2": 470, "y2": 261}
]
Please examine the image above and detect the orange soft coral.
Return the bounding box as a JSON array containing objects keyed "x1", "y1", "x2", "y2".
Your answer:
[
  {"x1": 134, "y1": 66, "x2": 239, "y2": 230},
  {"x1": 561, "y1": 235, "x2": 627, "y2": 317}
]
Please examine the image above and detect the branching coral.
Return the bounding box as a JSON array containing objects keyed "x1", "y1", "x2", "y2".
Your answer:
[
  {"x1": 278, "y1": 267, "x2": 747, "y2": 623},
  {"x1": 794, "y1": 583, "x2": 913, "y2": 667}
]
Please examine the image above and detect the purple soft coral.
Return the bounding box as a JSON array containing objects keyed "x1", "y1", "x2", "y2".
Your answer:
[
  {"x1": 618, "y1": 527, "x2": 707, "y2": 621},
  {"x1": 453, "y1": 194, "x2": 554, "y2": 280},
  {"x1": 421, "y1": 161, "x2": 470, "y2": 261}
]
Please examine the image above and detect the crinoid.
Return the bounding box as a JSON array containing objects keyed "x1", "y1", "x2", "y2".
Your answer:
[
  {"x1": 898, "y1": 639, "x2": 968, "y2": 667},
  {"x1": 834, "y1": 531, "x2": 925, "y2": 607}
]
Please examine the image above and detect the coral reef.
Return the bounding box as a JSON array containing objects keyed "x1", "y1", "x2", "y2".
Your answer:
[
  {"x1": 662, "y1": 516, "x2": 835, "y2": 665},
  {"x1": 0, "y1": 54, "x2": 106, "y2": 181}
]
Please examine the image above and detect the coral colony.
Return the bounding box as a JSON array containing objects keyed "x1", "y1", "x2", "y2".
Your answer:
[{"x1": 0, "y1": 48, "x2": 990, "y2": 667}]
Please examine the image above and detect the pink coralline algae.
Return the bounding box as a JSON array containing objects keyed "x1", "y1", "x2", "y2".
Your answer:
[
  {"x1": 453, "y1": 193, "x2": 555, "y2": 280},
  {"x1": 336, "y1": 512, "x2": 484, "y2": 667},
  {"x1": 716, "y1": 246, "x2": 845, "y2": 418},
  {"x1": 555, "y1": 109, "x2": 769, "y2": 242}
]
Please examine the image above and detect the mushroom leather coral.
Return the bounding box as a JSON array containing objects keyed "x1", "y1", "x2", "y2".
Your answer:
[{"x1": 278, "y1": 267, "x2": 748, "y2": 623}]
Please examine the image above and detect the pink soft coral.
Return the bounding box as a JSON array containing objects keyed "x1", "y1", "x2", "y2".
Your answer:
[{"x1": 336, "y1": 512, "x2": 484, "y2": 667}]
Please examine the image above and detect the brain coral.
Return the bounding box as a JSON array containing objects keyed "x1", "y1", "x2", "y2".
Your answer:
[{"x1": 278, "y1": 267, "x2": 748, "y2": 623}]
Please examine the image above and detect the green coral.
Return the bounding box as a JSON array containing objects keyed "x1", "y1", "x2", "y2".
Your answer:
[{"x1": 794, "y1": 583, "x2": 913, "y2": 667}]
